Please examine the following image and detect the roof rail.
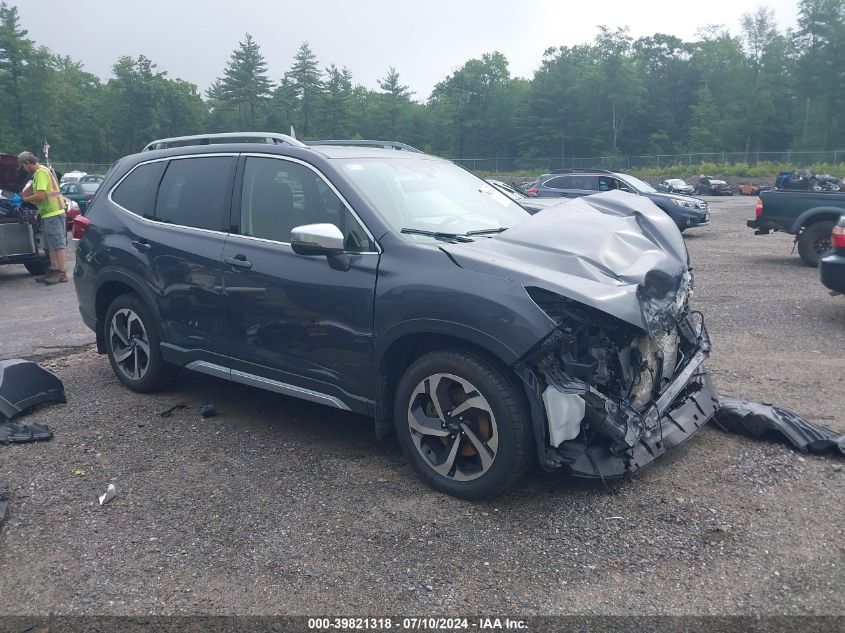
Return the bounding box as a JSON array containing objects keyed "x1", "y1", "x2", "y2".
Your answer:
[
  {"x1": 549, "y1": 168, "x2": 617, "y2": 175},
  {"x1": 142, "y1": 132, "x2": 306, "y2": 152},
  {"x1": 308, "y1": 139, "x2": 423, "y2": 153}
]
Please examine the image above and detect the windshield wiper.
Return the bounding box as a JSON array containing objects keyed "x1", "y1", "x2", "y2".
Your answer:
[
  {"x1": 466, "y1": 227, "x2": 508, "y2": 236},
  {"x1": 400, "y1": 228, "x2": 474, "y2": 242}
]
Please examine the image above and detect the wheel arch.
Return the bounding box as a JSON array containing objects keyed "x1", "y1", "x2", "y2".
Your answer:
[
  {"x1": 791, "y1": 208, "x2": 843, "y2": 234},
  {"x1": 94, "y1": 271, "x2": 161, "y2": 353},
  {"x1": 373, "y1": 324, "x2": 521, "y2": 440}
]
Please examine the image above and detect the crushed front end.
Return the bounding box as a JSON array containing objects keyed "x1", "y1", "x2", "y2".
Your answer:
[{"x1": 516, "y1": 282, "x2": 719, "y2": 479}]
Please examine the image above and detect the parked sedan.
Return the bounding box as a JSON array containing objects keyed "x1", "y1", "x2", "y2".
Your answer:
[
  {"x1": 60, "y1": 181, "x2": 100, "y2": 213},
  {"x1": 696, "y1": 177, "x2": 733, "y2": 196},
  {"x1": 819, "y1": 216, "x2": 845, "y2": 296},
  {"x1": 657, "y1": 179, "x2": 694, "y2": 195}
]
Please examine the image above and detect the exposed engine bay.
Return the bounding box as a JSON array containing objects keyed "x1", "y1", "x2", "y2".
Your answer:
[{"x1": 517, "y1": 286, "x2": 719, "y2": 478}]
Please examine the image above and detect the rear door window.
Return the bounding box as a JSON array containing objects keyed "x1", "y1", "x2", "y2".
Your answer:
[
  {"x1": 111, "y1": 161, "x2": 167, "y2": 218},
  {"x1": 154, "y1": 157, "x2": 234, "y2": 231}
]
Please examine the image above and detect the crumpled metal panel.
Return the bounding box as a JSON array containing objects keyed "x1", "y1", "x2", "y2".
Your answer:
[
  {"x1": 441, "y1": 191, "x2": 690, "y2": 333},
  {"x1": 714, "y1": 397, "x2": 845, "y2": 457}
]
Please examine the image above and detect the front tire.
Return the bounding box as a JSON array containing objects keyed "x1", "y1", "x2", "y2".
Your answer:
[
  {"x1": 797, "y1": 220, "x2": 835, "y2": 267},
  {"x1": 393, "y1": 350, "x2": 532, "y2": 500},
  {"x1": 104, "y1": 293, "x2": 176, "y2": 393}
]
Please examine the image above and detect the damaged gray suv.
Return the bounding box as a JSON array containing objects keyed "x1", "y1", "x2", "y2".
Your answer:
[{"x1": 74, "y1": 134, "x2": 718, "y2": 500}]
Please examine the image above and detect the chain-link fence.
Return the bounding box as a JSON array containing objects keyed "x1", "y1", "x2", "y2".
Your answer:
[
  {"x1": 49, "y1": 162, "x2": 113, "y2": 175},
  {"x1": 451, "y1": 150, "x2": 845, "y2": 174}
]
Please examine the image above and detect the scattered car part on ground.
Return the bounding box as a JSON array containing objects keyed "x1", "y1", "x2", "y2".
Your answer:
[
  {"x1": 695, "y1": 176, "x2": 734, "y2": 196},
  {"x1": 747, "y1": 188, "x2": 845, "y2": 266},
  {"x1": 657, "y1": 179, "x2": 694, "y2": 195},
  {"x1": 200, "y1": 403, "x2": 217, "y2": 418},
  {"x1": 523, "y1": 169, "x2": 709, "y2": 232},
  {"x1": 98, "y1": 483, "x2": 116, "y2": 506},
  {"x1": 0, "y1": 485, "x2": 7, "y2": 523},
  {"x1": 0, "y1": 359, "x2": 66, "y2": 421},
  {"x1": 74, "y1": 135, "x2": 719, "y2": 499},
  {"x1": 714, "y1": 397, "x2": 845, "y2": 458},
  {"x1": 0, "y1": 419, "x2": 53, "y2": 444},
  {"x1": 819, "y1": 216, "x2": 845, "y2": 296},
  {"x1": 160, "y1": 404, "x2": 188, "y2": 418}
]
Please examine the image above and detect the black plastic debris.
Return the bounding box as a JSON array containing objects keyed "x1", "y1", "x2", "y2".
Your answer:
[
  {"x1": 200, "y1": 403, "x2": 217, "y2": 418},
  {"x1": 160, "y1": 404, "x2": 188, "y2": 418},
  {"x1": 0, "y1": 359, "x2": 66, "y2": 421},
  {"x1": 715, "y1": 397, "x2": 845, "y2": 458},
  {"x1": 0, "y1": 485, "x2": 7, "y2": 523},
  {"x1": 0, "y1": 420, "x2": 52, "y2": 444}
]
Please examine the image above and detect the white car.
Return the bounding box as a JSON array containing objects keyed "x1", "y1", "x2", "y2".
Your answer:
[{"x1": 60, "y1": 170, "x2": 87, "y2": 184}]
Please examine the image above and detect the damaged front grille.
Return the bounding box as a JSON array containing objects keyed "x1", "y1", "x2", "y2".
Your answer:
[{"x1": 522, "y1": 288, "x2": 711, "y2": 470}]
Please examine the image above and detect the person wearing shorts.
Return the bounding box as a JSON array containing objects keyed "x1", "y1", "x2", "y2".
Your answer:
[{"x1": 17, "y1": 151, "x2": 68, "y2": 284}]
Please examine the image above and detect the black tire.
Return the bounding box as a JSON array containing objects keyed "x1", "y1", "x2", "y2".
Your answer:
[
  {"x1": 797, "y1": 220, "x2": 835, "y2": 267},
  {"x1": 393, "y1": 350, "x2": 533, "y2": 500},
  {"x1": 24, "y1": 258, "x2": 50, "y2": 276},
  {"x1": 104, "y1": 293, "x2": 176, "y2": 393}
]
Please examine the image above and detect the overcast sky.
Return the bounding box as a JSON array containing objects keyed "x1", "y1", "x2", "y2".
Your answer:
[{"x1": 14, "y1": 0, "x2": 799, "y2": 100}]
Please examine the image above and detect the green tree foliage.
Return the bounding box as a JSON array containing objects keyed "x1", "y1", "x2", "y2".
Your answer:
[
  {"x1": 0, "y1": 1, "x2": 842, "y2": 165},
  {"x1": 286, "y1": 42, "x2": 323, "y2": 138},
  {"x1": 321, "y1": 64, "x2": 354, "y2": 138},
  {"x1": 208, "y1": 34, "x2": 273, "y2": 131}
]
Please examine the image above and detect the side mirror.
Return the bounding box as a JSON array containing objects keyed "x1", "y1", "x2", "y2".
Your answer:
[{"x1": 290, "y1": 223, "x2": 345, "y2": 257}]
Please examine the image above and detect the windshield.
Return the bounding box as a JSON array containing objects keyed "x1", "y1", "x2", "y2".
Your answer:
[
  {"x1": 488, "y1": 180, "x2": 526, "y2": 199},
  {"x1": 339, "y1": 157, "x2": 530, "y2": 242}
]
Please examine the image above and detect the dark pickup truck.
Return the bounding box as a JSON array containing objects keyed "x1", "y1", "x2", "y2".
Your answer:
[{"x1": 747, "y1": 189, "x2": 845, "y2": 266}]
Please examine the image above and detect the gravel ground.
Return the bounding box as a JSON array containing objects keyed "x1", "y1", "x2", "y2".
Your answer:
[{"x1": 0, "y1": 195, "x2": 843, "y2": 616}]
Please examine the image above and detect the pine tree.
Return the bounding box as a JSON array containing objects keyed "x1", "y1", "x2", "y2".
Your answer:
[
  {"x1": 377, "y1": 67, "x2": 413, "y2": 138},
  {"x1": 210, "y1": 34, "x2": 273, "y2": 129},
  {"x1": 0, "y1": 2, "x2": 33, "y2": 133},
  {"x1": 322, "y1": 64, "x2": 353, "y2": 138},
  {"x1": 287, "y1": 42, "x2": 323, "y2": 137}
]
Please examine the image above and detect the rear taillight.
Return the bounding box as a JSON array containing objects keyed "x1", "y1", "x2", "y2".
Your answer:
[
  {"x1": 832, "y1": 225, "x2": 845, "y2": 249},
  {"x1": 526, "y1": 188, "x2": 538, "y2": 197},
  {"x1": 755, "y1": 198, "x2": 763, "y2": 218},
  {"x1": 72, "y1": 215, "x2": 91, "y2": 240},
  {"x1": 85, "y1": 194, "x2": 93, "y2": 201}
]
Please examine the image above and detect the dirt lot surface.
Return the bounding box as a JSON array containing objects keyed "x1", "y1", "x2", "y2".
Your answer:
[{"x1": 0, "y1": 196, "x2": 843, "y2": 616}]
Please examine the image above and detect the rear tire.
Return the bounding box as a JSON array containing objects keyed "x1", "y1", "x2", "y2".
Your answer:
[
  {"x1": 797, "y1": 220, "x2": 835, "y2": 267},
  {"x1": 24, "y1": 258, "x2": 50, "y2": 276},
  {"x1": 104, "y1": 293, "x2": 176, "y2": 393},
  {"x1": 393, "y1": 350, "x2": 533, "y2": 500}
]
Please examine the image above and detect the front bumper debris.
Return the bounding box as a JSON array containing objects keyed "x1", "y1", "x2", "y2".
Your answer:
[
  {"x1": 518, "y1": 313, "x2": 719, "y2": 479},
  {"x1": 556, "y1": 371, "x2": 718, "y2": 477}
]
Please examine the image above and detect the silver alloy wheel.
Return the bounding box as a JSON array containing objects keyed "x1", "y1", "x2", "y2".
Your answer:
[
  {"x1": 407, "y1": 373, "x2": 499, "y2": 482},
  {"x1": 109, "y1": 308, "x2": 151, "y2": 381}
]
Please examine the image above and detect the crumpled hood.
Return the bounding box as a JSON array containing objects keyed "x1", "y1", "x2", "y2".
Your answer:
[{"x1": 441, "y1": 191, "x2": 691, "y2": 332}]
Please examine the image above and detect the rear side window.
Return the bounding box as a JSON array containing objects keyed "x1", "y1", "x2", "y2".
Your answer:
[
  {"x1": 111, "y1": 161, "x2": 167, "y2": 218},
  {"x1": 155, "y1": 157, "x2": 234, "y2": 231}
]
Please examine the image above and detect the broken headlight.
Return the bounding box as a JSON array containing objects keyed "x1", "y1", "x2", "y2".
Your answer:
[{"x1": 636, "y1": 268, "x2": 692, "y2": 336}]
